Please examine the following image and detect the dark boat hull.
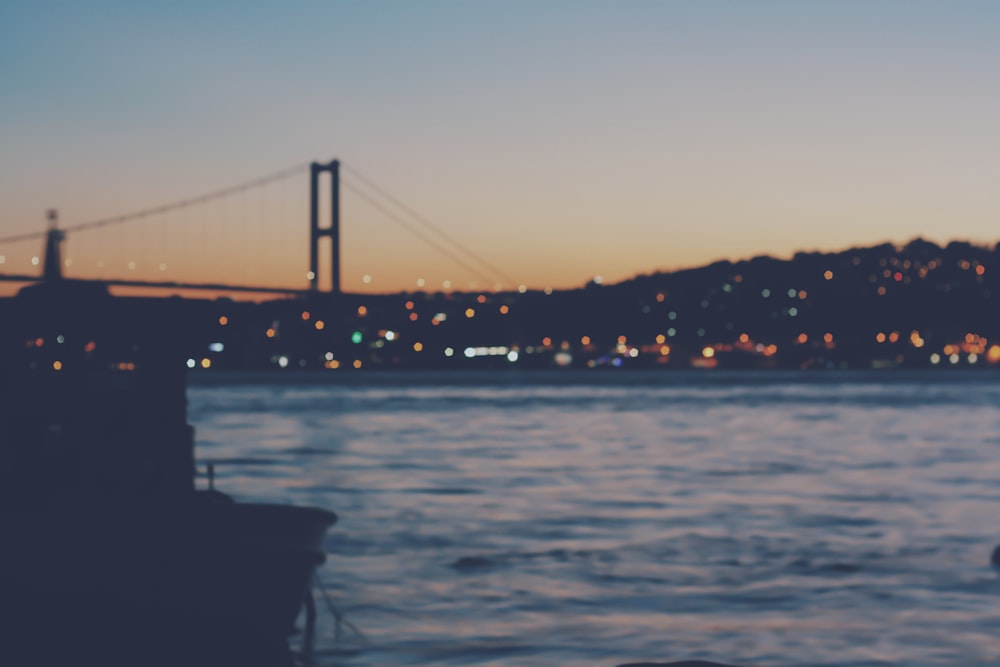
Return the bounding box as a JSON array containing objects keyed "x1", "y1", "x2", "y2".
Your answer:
[{"x1": 0, "y1": 497, "x2": 336, "y2": 662}]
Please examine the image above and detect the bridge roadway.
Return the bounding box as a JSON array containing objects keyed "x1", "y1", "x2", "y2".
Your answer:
[{"x1": 0, "y1": 273, "x2": 310, "y2": 297}]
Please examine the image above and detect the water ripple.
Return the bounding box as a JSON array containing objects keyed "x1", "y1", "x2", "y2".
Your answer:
[{"x1": 187, "y1": 371, "x2": 1000, "y2": 667}]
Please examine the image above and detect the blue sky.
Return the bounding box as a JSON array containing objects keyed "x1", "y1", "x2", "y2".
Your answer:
[{"x1": 2, "y1": 1, "x2": 998, "y2": 292}]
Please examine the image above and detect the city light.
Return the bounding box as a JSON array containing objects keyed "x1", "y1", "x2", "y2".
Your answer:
[{"x1": 21, "y1": 228, "x2": 1000, "y2": 375}]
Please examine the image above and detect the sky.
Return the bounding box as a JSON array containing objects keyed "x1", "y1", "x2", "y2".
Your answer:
[{"x1": 1, "y1": 1, "x2": 998, "y2": 295}]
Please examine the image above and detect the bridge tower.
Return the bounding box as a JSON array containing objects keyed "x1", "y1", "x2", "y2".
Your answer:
[
  {"x1": 309, "y1": 160, "x2": 340, "y2": 293},
  {"x1": 43, "y1": 209, "x2": 64, "y2": 282}
]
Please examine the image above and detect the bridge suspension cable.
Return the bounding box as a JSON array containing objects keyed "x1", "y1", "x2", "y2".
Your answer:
[
  {"x1": 0, "y1": 162, "x2": 309, "y2": 245},
  {"x1": 340, "y1": 180, "x2": 498, "y2": 289},
  {"x1": 1, "y1": 157, "x2": 523, "y2": 295},
  {"x1": 341, "y1": 163, "x2": 520, "y2": 289}
]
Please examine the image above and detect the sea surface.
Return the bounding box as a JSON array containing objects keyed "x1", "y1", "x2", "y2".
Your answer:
[{"x1": 188, "y1": 370, "x2": 1000, "y2": 667}]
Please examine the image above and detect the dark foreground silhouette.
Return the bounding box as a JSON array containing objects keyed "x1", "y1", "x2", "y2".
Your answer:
[{"x1": 0, "y1": 279, "x2": 335, "y2": 666}]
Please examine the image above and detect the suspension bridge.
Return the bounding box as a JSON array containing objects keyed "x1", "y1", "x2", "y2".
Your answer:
[{"x1": 0, "y1": 160, "x2": 521, "y2": 298}]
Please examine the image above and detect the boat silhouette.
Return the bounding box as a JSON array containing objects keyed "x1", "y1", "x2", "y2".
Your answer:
[{"x1": 0, "y1": 269, "x2": 336, "y2": 664}]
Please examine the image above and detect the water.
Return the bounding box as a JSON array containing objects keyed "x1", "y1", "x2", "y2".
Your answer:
[{"x1": 188, "y1": 371, "x2": 1000, "y2": 667}]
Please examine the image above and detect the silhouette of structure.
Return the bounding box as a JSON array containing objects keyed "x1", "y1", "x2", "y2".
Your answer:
[
  {"x1": 0, "y1": 159, "x2": 354, "y2": 296},
  {"x1": 0, "y1": 156, "x2": 518, "y2": 297},
  {"x1": 0, "y1": 277, "x2": 336, "y2": 663},
  {"x1": 42, "y1": 209, "x2": 64, "y2": 283},
  {"x1": 309, "y1": 160, "x2": 341, "y2": 293}
]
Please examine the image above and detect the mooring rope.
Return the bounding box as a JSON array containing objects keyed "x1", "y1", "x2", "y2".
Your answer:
[{"x1": 313, "y1": 574, "x2": 366, "y2": 642}]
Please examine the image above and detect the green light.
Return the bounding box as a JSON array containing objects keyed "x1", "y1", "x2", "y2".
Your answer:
[{"x1": 351, "y1": 331, "x2": 363, "y2": 344}]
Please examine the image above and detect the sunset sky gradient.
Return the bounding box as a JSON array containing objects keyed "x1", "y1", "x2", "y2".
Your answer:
[{"x1": 1, "y1": 1, "x2": 998, "y2": 294}]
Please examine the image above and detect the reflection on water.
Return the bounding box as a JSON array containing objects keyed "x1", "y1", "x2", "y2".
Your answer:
[{"x1": 187, "y1": 371, "x2": 1000, "y2": 667}]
